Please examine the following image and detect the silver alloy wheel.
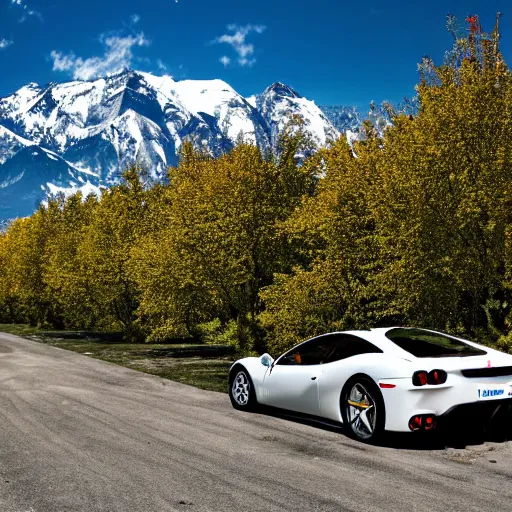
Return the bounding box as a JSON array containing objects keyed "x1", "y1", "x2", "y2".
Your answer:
[
  {"x1": 346, "y1": 382, "x2": 377, "y2": 440},
  {"x1": 231, "y1": 371, "x2": 250, "y2": 406}
]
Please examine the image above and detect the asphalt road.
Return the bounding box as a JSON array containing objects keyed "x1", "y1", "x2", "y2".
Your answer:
[{"x1": 0, "y1": 332, "x2": 511, "y2": 512}]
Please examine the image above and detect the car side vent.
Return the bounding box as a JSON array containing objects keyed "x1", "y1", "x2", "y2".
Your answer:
[{"x1": 461, "y1": 366, "x2": 512, "y2": 378}]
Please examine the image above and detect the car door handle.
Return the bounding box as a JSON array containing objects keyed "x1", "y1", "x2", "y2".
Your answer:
[{"x1": 311, "y1": 376, "x2": 317, "y2": 380}]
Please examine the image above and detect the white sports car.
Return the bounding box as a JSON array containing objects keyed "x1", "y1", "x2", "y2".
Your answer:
[{"x1": 228, "y1": 327, "x2": 512, "y2": 442}]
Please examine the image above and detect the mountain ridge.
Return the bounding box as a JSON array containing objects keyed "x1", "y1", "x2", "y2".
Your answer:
[{"x1": 0, "y1": 69, "x2": 358, "y2": 220}]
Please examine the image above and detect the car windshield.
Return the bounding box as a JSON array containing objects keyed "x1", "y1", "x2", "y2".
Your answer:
[{"x1": 385, "y1": 328, "x2": 487, "y2": 358}]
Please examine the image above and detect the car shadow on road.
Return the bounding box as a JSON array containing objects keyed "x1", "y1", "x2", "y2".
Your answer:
[
  {"x1": 256, "y1": 406, "x2": 512, "y2": 451},
  {"x1": 382, "y1": 428, "x2": 511, "y2": 451}
]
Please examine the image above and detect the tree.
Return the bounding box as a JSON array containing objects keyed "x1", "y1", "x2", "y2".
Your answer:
[
  {"x1": 261, "y1": 13, "x2": 512, "y2": 352},
  {"x1": 260, "y1": 135, "x2": 384, "y2": 353},
  {"x1": 131, "y1": 134, "x2": 316, "y2": 349},
  {"x1": 75, "y1": 168, "x2": 148, "y2": 336},
  {"x1": 42, "y1": 193, "x2": 98, "y2": 329},
  {"x1": 374, "y1": 14, "x2": 512, "y2": 335},
  {"x1": 0, "y1": 203, "x2": 60, "y2": 326}
]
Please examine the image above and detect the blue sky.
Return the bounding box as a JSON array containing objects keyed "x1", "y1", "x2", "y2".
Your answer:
[{"x1": 0, "y1": 0, "x2": 510, "y2": 108}]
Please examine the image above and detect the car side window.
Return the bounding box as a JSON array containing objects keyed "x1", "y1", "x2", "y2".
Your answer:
[
  {"x1": 323, "y1": 334, "x2": 382, "y2": 363},
  {"x1": 277, "y1": 336, "x2": 336, "y2": 366}
]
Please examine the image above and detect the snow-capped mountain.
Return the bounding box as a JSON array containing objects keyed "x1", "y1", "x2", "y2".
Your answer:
[{"x1": 0, "y1": 70, "x2": 342, "y2": 220}]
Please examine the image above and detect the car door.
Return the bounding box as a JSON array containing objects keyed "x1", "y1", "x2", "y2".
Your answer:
[
  {"x1": 262, "y1": 335, "x2": 337, "y2": 416},
  {"x1": 317, "y1": 335, "x2": 384, "y2": 421}
]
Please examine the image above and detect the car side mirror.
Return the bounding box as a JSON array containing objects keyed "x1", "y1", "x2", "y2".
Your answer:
[{"x1": 260, "y1": 353, "x2": 274, "y2": 367}]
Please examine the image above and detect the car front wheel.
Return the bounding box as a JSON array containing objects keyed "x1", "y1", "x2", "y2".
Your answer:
[
  {"x1": 229, "y1": 366, "x2": 257, "y2": 411},
  {"x1": 341, "y1": 376, "x2": 385, "y2": 443}
]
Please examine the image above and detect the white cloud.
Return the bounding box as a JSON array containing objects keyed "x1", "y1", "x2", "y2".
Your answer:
[
  {"x1": 131, "y1": 14, "x2": 140, "y2": 24},
  {"x1": 219, "y1": 55, "x2": 230, "y2": 67},
  {"x1": 51, "y1": 52, "x2": 77, "y2": 72},
  {"x1": 50, "y1": 33, "x2": 150, "y2": 80},
  {"x1": 0, "y1": 39, "x2": 14, "y2": 49},
  {"x1": 11, "y1": 0, "x2": 43, "y2": 23},
  {"x1": 212, "y1": 24, "x2": 266, "y2": 67}
]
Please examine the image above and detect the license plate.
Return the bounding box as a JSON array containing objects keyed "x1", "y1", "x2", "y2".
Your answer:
[{"x1": 477, "y1": 386, "x2": 511, "y2": 401}]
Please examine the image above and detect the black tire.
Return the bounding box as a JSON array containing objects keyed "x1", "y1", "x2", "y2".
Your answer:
[
  {"x1": 341, "y1": 375, "x2": 385, "y2": 443},
  {"x1": 228, "y1": 365, "x2": 257, "y2": 411}
]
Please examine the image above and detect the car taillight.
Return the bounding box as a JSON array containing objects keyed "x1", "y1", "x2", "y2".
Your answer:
[
  {"x1": 424, "y1": 415, "x2": 436, "y2": 431},
  {"x1": 412, "y1": 370, "x2": 428, "y2": 386},
  {"x1": 428, "y1": 369, "x2": 447, "y2": 385},
  {"x1": 409, "y1": 415, "x2": 423, "y2": 431},
  {"x1": 412, "y1": 369, "x2": 447, "y2": 386},
  {"x1": 409, "y1": 414, "x2": 437, "y2": 432}
]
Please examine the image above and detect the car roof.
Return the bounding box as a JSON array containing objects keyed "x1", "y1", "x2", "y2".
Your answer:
[
  {"x1": 292, "y1": 328, "x2": 512, "y2": 367},
  {"x1": 329, "y1": 327, "x2": 501, "y2": 360},
  {"x1": 334, "y1": 327, "x2": 413, "y2": 359},
  {"x1": 294, "y1": 327, "x2": 411, "y2": 359}
]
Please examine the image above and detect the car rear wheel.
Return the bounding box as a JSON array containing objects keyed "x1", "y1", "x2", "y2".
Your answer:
[
  {"x1": 341, "y1": 376, "x2": 385, "y2": 443},
  {"x1": 229, "y1": 366, "x2": 257, "y2": 411}
]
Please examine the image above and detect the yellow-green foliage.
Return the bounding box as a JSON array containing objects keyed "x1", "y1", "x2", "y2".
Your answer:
[
  {"x1": 260, "y1": 136, "x2": 384, "y2": 352},
  {"x1": 373, "y1": 38, "x2": 512, "y2": 335},
  {"x1": 195, "y1": 318, "x2": 240, "y2": 348},
  {"x1": 0, "y1": 206, "x2": 58, "y2": 326},
  {"x1": 42, "y1": 194, "x2": 98, "y2": 329},
  {"x1": 76, "y1": 169, "x2": 147, "y2": 333},
  {"x1": 129, "y1": 135, "x2": 316, "y2": 347}
]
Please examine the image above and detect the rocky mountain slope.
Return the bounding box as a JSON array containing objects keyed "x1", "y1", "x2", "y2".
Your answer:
[{"x1": 0, "y1": 70, "x2": 346, "y2": 220}]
